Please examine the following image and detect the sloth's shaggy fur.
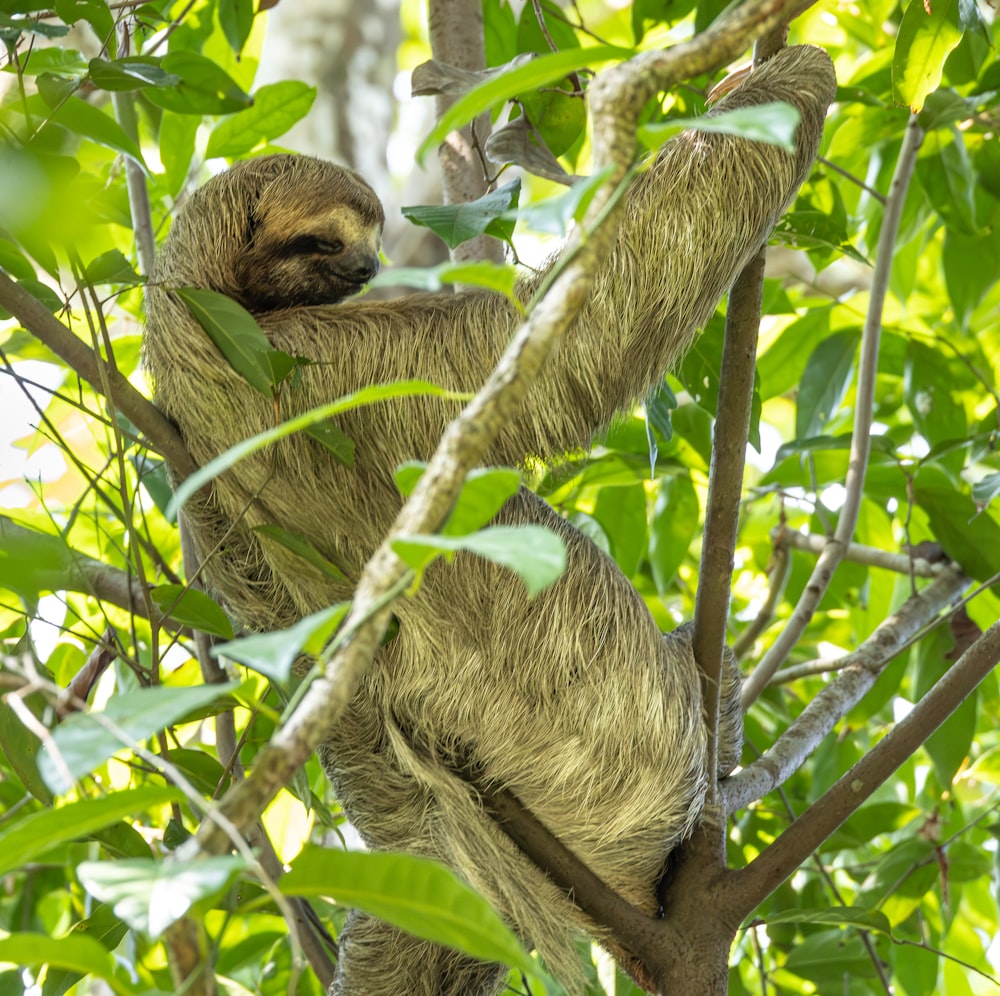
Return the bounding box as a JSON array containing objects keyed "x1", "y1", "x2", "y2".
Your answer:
[{"x1": 145, "y1": 44, "x2": 836, "y2": 994}]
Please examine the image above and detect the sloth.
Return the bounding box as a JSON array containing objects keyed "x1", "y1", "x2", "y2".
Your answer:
[{"x1": 145, "y1": 44, "x2": 836, "y2": 995}]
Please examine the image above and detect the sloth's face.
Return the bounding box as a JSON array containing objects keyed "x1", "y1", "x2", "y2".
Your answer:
[{"x1": 230, "y1": 162, "x2": 385, "y2": 313}]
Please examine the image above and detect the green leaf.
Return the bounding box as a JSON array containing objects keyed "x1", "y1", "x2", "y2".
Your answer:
[
  {"x1": 55, "y1": 0, "x2": 113, "y2": 37},
  {"x1": 916, "y1": 127, "x2": 979, "y2": 235},
  {"x1": 369, "y1": 260, "x2": 520, "y2": 301},
  {"x1": 402, "y1": 179, "x2": 521, "y2": 249},
  {"x1": 150, "y1": 584, "x2": 235, "y2": 639},
  {"x1": 0, "y1": 692, "x2": 54, "y2": 804},
  {"x1": 84, "y1": 249, "x2": 142, "y2": 286},
  {"x1": 512, "y1": 167, "x2": 613, "y2": 236},
  {"x1": 904, "y1": 340, "x2": 967, "y2": 477},
  {"x1": 218, "y1": 0, "x2": 255, "y2": 54},
  {"x1": 395, "y1": 464, "x2": 521, "y2": 536},
  {"x1": 0, "y1": 785, "x2": 181, "y2": 878},
  {"x1": 87, "y1": 56, "x2": 179, "y2": 91},
  {"x1": 639, "y1": 101, "x2": 801, "y2": 154},
  {"x1": 0, "y1": 12, "x2": 68, "y2": 37},
  {"x1": 38, "y1": 682, "x2": 239, "y2": 794},
  {"x1": 913, "y1": 624, "x2": 976, "y2": 786},
  {"x1": 206, "y1": 81, "x2": 317, "y2": 158},
  {"x1": 0, "y1": 514, "x2": 150, "y2": 604},
  {"x1": 392, "y1": 525, "x2": 566, "y2": 596},
  {"x1": 632, "y1": 0, "x2": 697, "y2": 40},
  {"x1": 418, "y1": 45, "x2": 631, "y2": 162},
  {"x1": 175, "y1": 287, "x2": 296, "y2": 396},
  {"x1": 145, "y1": 52, "x2": 251, "y2": 115},
  {"x1": 253, "y1": 524, "x2": 351, "y2": 582},
  {"x1": 972, "y1": 472, "x2": 1000, "y2": 508},
  {"x1": 915, "y1": 472, "x2": 1000, "y2": 581},
  {"x1": 892, "y1": 0, "x2": 964, "y2": 112},
  {"x1": 77, "y1": 855, "x2": 247, "y2": 935},
  {"x1": 167, "y1": 379, "x2": 469, "y2": 518},
  {"x1": 765, "y1": 906, "x2": 893, "y2": 933},
  {"x1": 944, "y1": 213, "x2": 1000, "y2": 328},
  {"x1": 282, "y1": 846, "x2": 534, "y2": 975},
  {"x1": 39, "y1": 93, "x2": 146, "y2": 168},
  {"x1": 12, "y1": 46, "x2": 87, "y2": 75},
  {"x1": 757, "y1": 309, "x2": 832, "y2": 401},
  {"x1": 795, "y1": 330, "x2": 861, "y2": 439},
  {"x1": 0, "y1": 934, "x2": 129, "y2": 996},
  {"x1": 649, "y1": 474, "x2": 699, "y2": 594},
  {"x1": 304, "y1": 418, "x2": 355, "y2": 467},
  {"x1": 213, "y1": 603, "x2": 350, "y2": 683}
]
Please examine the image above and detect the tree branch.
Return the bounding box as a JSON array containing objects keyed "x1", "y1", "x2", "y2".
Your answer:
[
  {"x1": 427, "y1": 0, "x2": 504, "y2": 265},
  {"x1": 723, "y1": 566, "x2": 969, "y2": 815},
  {"x1": 741, "y1": 114, "x2": 925, "y2": 707},
  {"x1": 775, "y1": 526, "x2": 950, "y2": 577},
  {"x1": 730, "y1": 617, "x2": 1000, "y2": 911},
  {"x1": 0, "y1": 271, "x2": 197, "y2": 480},
  {"x1": 694, "y1": 247, "x2": 765, "y2": 785}
]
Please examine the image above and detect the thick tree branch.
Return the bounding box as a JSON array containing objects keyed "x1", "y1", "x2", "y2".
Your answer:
[
  {"x1": 427, "y1": 0, "x2": 504, "y2": 265},
  {"x1": 730, "y1": 617, "x2": 1000, "y2": 911},
  {"x1": 187, "y1": 0, "x2": 814, "y2": 859},
  {"x1": 723, "y1": 566, "x2": 969, "y2": 814},
  {"x1": 0, "y1": 271, "x2": 197, "y2": 480},
  {"x1": 741, "y1": 114, "x2": 925, "y2": 706},
  {"x1": 694, "y1": 247, "x2": 766, "y2": 785}
]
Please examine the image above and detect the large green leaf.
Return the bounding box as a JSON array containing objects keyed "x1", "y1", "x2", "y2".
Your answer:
[
  {"x1": 402, "y1": 180, "x2": 521, "y2": 249},
  {"x1": 150, "y1": 584, "x2": 235, "y2": 639},
  {"x1": 282, "y1": 846, "x2": 534, "y2": 975},
  {"x1": 144, "y1": 52, "x2": 251, "y2": 114},
  {"x1": 176, "y1": 287, "x2": 297, "y2": 397},
  {"x1": 639, "y1": 101, "x2": 801, "y2": 153},
  {"x1": 38, "y1": 682, "x2": 239, "y2": 794},
  {"x1": 168, "y1": 380, "x2": 468, "y2": 518},
  {"x1": 795, "y1": 330, "x2": 861, "y2": 440},
  {"x1": 77, "y1": 855, "x2": 247, "y2": 935},
  {"x1": 892, "y1": 0, "x2": 964, "y2": 111},
  {"x1": 0, "y1": 934, "x2": 130, "y2": 996},
  {"x1": 392, "y1": 524, "x2": 566, "y2": 596},
  {"x1": 418, "y1": 45, "x2": 631, "y2": 162},
  {"x1": 0, "y1": 785, "x2": 180, "y2": 877},
  {"x1": 648, "y1": 473, "x2": 699, "y2": 594},
  {"x1": 213, "y1": 603, "x2": 350, "y2": 683},
  {"x1": 206, "y1": 81, "x2": 317, "y2": 157}
]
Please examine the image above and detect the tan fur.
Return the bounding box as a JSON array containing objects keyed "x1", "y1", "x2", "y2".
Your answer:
[{"x1": 145, "y1": 46, "x2": 836, "y2": 994}]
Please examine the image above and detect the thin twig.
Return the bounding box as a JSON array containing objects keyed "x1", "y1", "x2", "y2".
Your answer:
[
  {"x1": 775, "y1": 526, "x2": 949, "y2": 577},
  {"x1": 741, "y1": 114, "x2": 925, "y2": 708}
]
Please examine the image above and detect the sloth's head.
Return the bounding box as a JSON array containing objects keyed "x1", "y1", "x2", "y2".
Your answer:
[{"x1": 163, "y1": 154, "x2": 385, "y2": 313}]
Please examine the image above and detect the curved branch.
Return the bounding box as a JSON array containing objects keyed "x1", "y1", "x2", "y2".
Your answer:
[
  {"x1": 741, "y1": 113, "x2": 925, "y2": 707},
  {"x1": 730, "y1": 617, "x2": 1000, "y2": 912},
  {"x1": 0, "y1": 271, "x2": 197, "y2": 480}
]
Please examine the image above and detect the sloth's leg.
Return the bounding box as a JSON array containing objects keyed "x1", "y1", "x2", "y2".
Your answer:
[{"x1": 330, "y1": 910, "x2": 509, "y2": 996}]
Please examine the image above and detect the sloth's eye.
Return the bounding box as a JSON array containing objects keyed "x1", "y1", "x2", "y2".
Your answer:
[
  {"x1": 315, "y1": 238, "x2": 344, "y2": 255},
  {"x1": 283, "y1": 235, "x2": 344, "y2": 257}
]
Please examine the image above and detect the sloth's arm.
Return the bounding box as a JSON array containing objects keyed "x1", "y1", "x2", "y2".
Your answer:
[{"x1": 270, "y1": 45, "x2": 836, "y2": 467}]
